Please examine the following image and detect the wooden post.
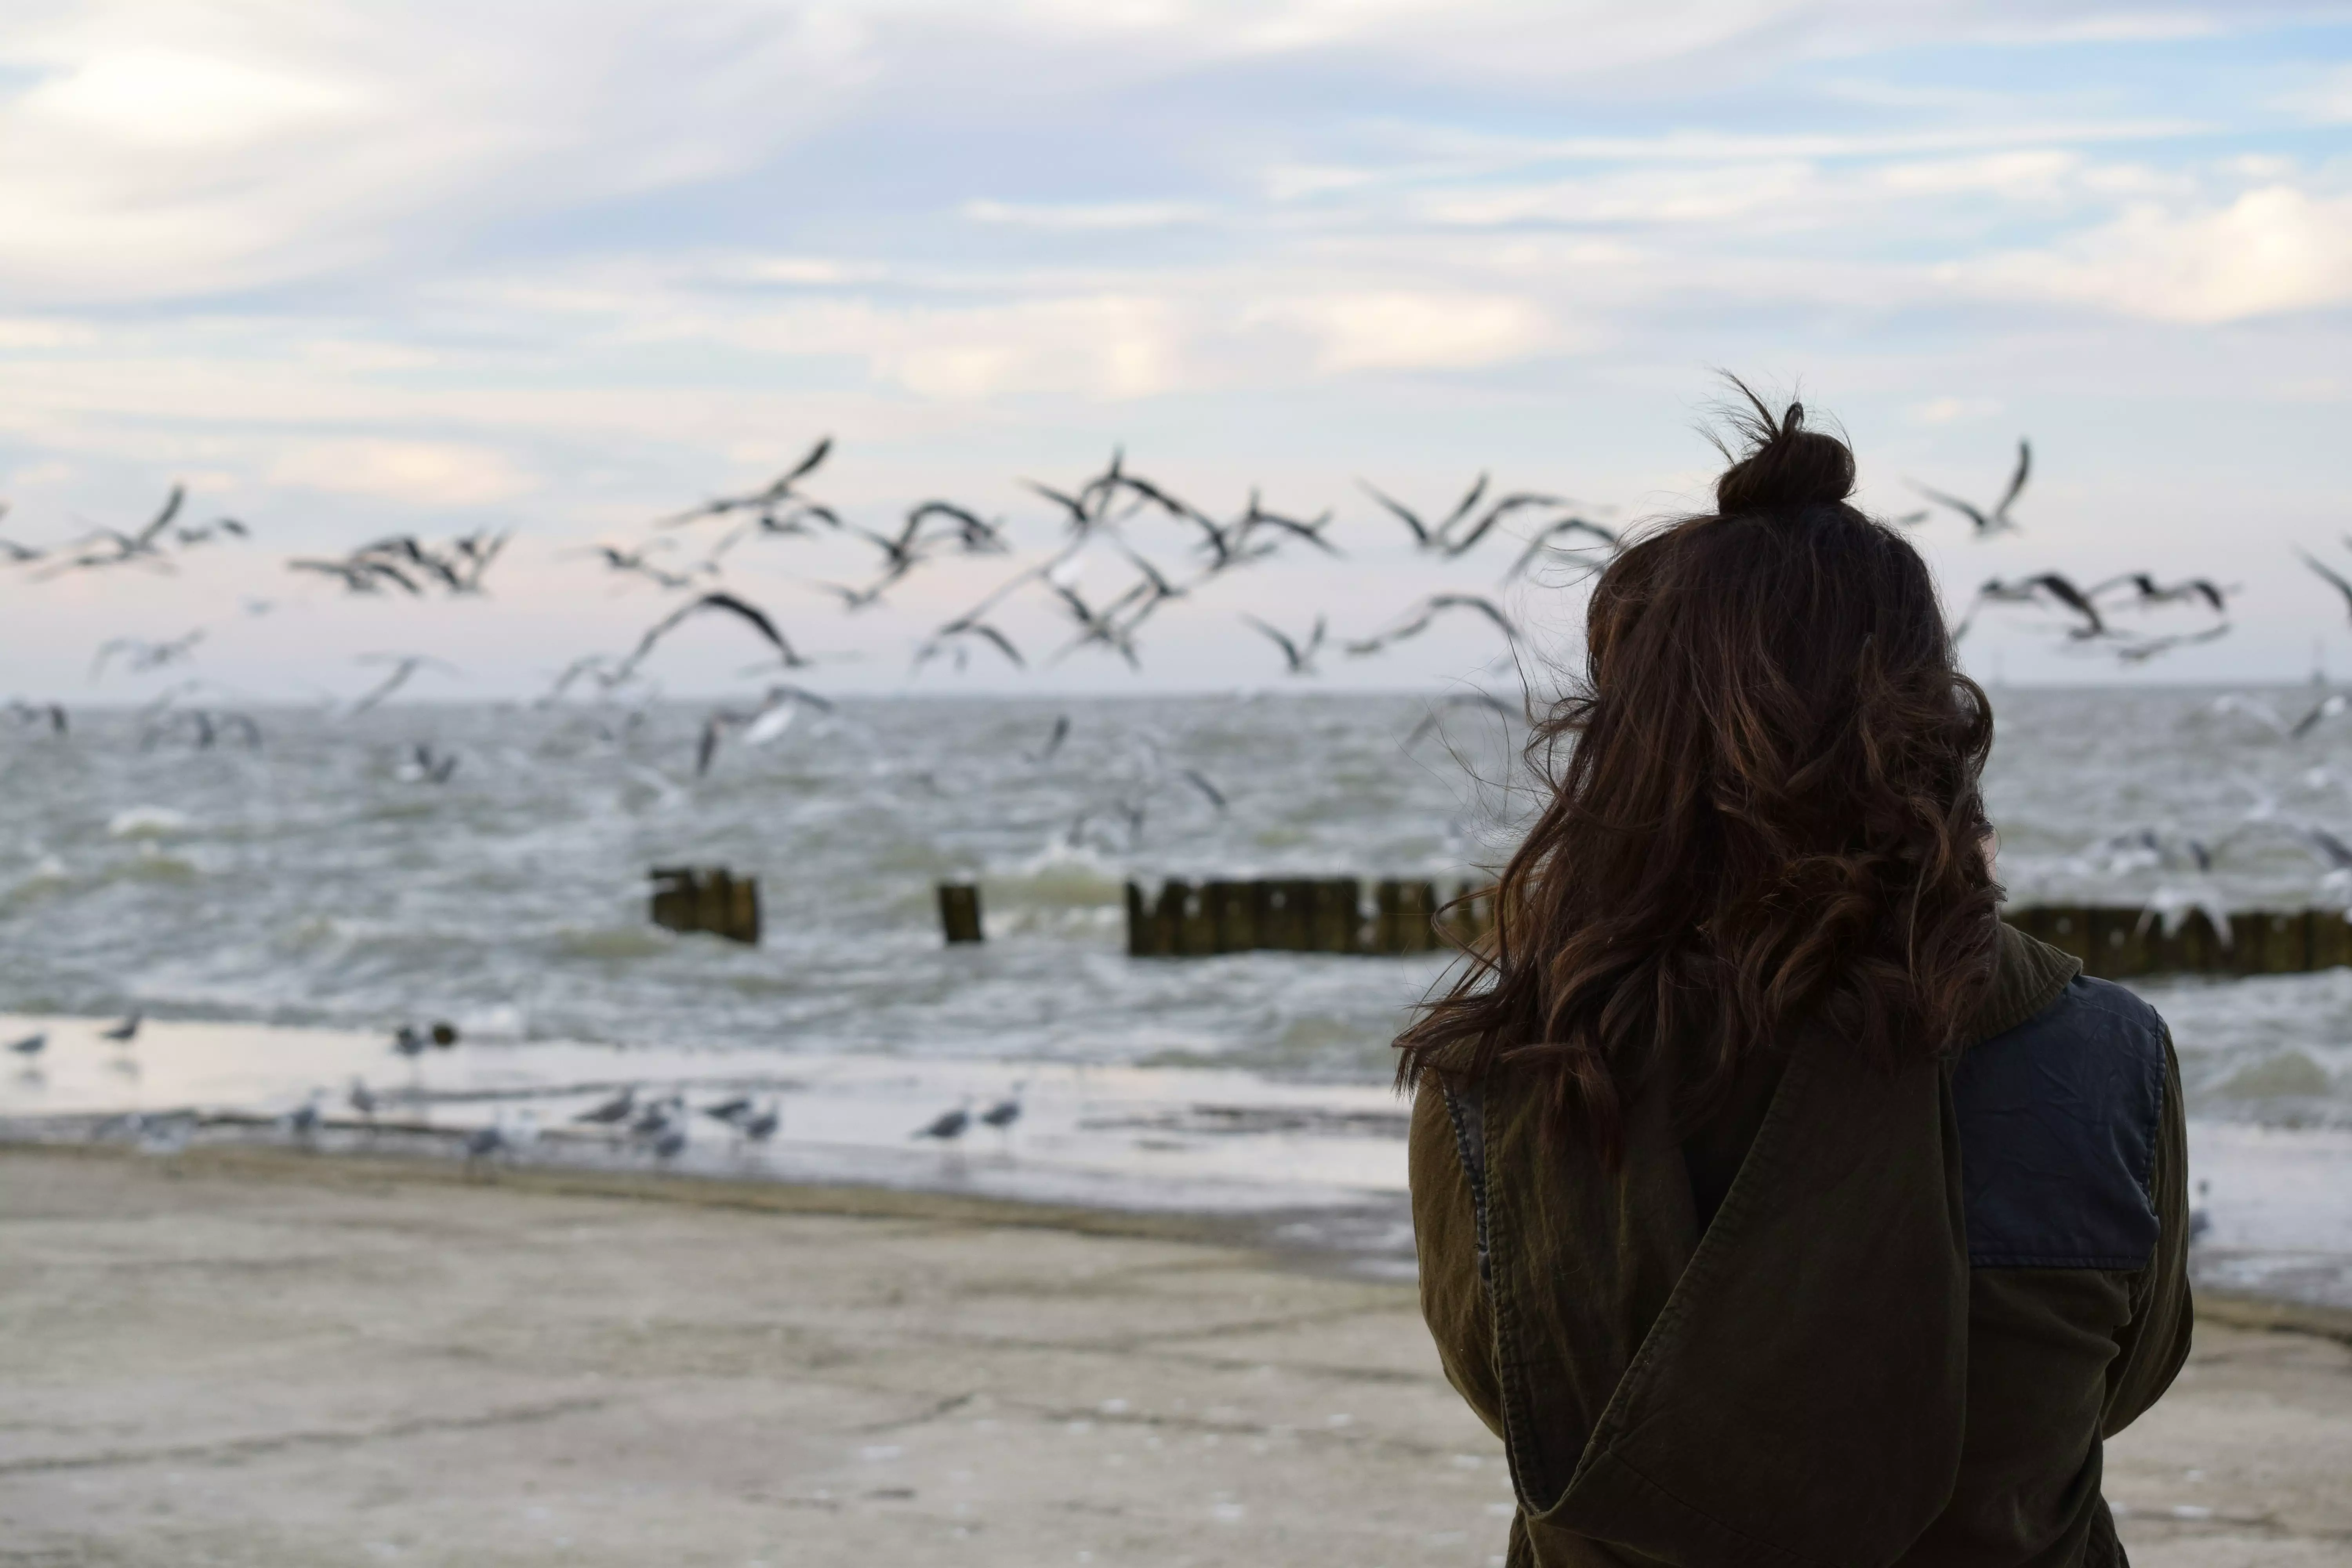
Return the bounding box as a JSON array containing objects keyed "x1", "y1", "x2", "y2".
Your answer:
[
  {"x1": 2232, "y1": 911, "x2": 2310, "y2": 975},
  {"x1": 1127, "y1": 881, "x2": 1178, "y2": 957},
  {"x1": 2036, "y1": 906, "x2": 2092, "y2": 968},
  {"x1": 1443, "y1": 882, "x2": 1494, "y2": 947},
  {"x1": 1376, "y1": 880, "x2": 1439, "y2": 953},
  {"x1": 2158, "y1": 909, "x2": 2230, "y2": 975},
  {"x1": 2312, "y1": 909, "x2": 2352, "y2": 971},
  {"x1": 938, "y1": 883, "x2": 984, "y2": 945},
  {"x1": 1125, "y1": 882, "x2": 1151, "y2": 956},
  {"x1": 650, "y1": 866, "x2": 696, "y2": 935},
  {"x1": 1207, "y1": 880, "x2": 1258, "y2": 953},
  {"x1": 727, "y1": 876, "x2": 760, "y2": 944},
  {"x1": 2087, "y1": 906, "x2": 2153, "y2": 979},
  {"x1": 1175, "y1": 880, "x2": 1218, "y2": 956},
  {"x1": 1307, "y1": 878, "x2": 1361, "y2": 954},
  {"x1": 1154, "y1": 880, "x2": 1188, "y2": 956},
  {"x1": 1258, "y1": 879, "x2": 1308, "y2": 951}
]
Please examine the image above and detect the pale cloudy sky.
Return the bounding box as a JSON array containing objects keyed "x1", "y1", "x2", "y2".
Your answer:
[{"x1": 4, "y1": 0, "x2": 2352, "y2": 701}]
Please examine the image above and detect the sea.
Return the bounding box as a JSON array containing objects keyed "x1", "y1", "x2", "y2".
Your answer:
[{"x1": 2, "y1": 688, "x2": 2348, "y2": 1298}]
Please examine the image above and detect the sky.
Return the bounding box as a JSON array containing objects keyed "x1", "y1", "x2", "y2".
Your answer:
[{"x1": 4, "y1": 0, "x2": 2352, "y2": 704}]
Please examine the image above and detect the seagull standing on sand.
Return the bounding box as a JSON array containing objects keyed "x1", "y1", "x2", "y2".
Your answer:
[
  {"x1": 464, "y1": 1120, "x2": 507, "y2": 1165},
  {"x1": 630, "y1": 1094, "x2": 682, "y2": 1139},
  {"x1": 574, "y1": 1086, "x2": 635, "y2": 1126},
  {"x1": 7, "y1": 1033, "x2": 45, "y2": 1059},
  {"x1": 742, "y1": 1101, "x2": 781, "y2": 1143},
  {"x1": 348, "y1": 1078, "x2": 377, "y2": 1122},
  {"x1": 914, "y1": 1097, "x2": 973, "y2": 1143},
  {"x1": 100, "y1": 1013, "x2": 141, "y2": 1044},
  {"x1": 980, "y1": 1083, "x2": 1025, "y2": 1145},
  {"x1": 283, "y1": 1093, "x2": 323, "y2": 1142}
]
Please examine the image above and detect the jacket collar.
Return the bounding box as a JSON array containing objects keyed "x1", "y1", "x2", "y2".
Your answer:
[{"x1": 1959, "y1": 921, "x2": 2081, "y2": 1050}]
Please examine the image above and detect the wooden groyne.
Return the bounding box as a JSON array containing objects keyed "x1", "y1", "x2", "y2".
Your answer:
[
  {"x1": 1121, "y1": 883, "x2": 2352, "y2": 976},
  {"x1": 2003, "y1": 905, "x2": 2352, "y2": 980},
  {"x1": 1124, "y1": 878, "x2": 1494, "y2": 957},
  {"x1": 649, "y1": 866, "x2": 762, "y2": 945}
]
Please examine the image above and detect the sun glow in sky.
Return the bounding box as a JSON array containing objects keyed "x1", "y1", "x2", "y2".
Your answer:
[{"x1": 4, "y1": 1, "x2": 2352, "y2": 701}]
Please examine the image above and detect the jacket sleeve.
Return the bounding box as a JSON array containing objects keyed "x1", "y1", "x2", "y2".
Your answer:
[
  {"x1": 2102, "y1": 1027, "x2": 2194, "y2": 1437},
  {"x1": 1409, "y1": 1080, "x2": 1505, "y2": 1440}
]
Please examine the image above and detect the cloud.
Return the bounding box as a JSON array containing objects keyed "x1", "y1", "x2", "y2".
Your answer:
[
  {"x1": 1255, "y1": 291, "x2": 1553, "y2": 372},
  {"x1": 268, "y1": 439, "x2": 535, "y2": 505},
  {"x1": 1945, "y1": 184, "x2": 2352, "y2": 322},
  {"x1": 0, "y1": 2, "x2": 878, "y2": 302},
  {"x1": 962, "y1": 199, "x2": 1212, "y2": 229},
  {"x1": 1908, "y1": 396, "x2": 2005, "y2": 425}
]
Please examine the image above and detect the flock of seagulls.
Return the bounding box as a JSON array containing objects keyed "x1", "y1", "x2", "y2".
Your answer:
[
  {"x1": 0, "y1": 430, "x2": 2290, "y2": 792},
  {"x1": 2, "y1": 430, "x2": 2345, "y2": 1182},
  {"x1": 7, "y1": 1013, "x2": 140, "y2": 1075},
  {"x1": 289, "y1": 530, "x2": 509, "y2": 597},
  {"x1": 1901, "y1": 445, "x2": 2240, "y2": 663},
  {"x1": 188, "y1": 1020, "x2": 1020, "y2": 1173},
  {"x1": 54, "y1": 1012, "x2": 1009, "y2": 1173}
]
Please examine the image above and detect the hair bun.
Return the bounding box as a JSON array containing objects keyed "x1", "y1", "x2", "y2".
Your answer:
[{"x1": 1714, "y1": 397, "x2": 1856, "y2": 515}]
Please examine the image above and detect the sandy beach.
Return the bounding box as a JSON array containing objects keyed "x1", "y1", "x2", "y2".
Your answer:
[{"x1": 4, "y1": 1144, "x2": 2349, "y2": 1567}]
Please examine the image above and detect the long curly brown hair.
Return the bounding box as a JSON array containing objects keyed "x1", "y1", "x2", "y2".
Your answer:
[{"x1": 1397, "y1": 384, "x2": 2001, "y2": 1160}]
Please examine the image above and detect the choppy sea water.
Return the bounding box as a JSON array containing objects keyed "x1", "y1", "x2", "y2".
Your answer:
[
  {"x1": 5, "y1": 688, "x2": 2352, "y2": 1113},
  {"x1": 2, "y1": 688, "x2": 2350, "y2": 1297}
]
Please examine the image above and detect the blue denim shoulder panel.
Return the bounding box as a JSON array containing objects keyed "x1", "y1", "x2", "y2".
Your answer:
[{"x1": 1953, "y1": 975, "x2": 2166, "y2": 1270}]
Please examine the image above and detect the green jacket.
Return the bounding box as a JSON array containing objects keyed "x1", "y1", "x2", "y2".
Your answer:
[{"x1": 1410, "y1": 923, "x2": 2192, "y2": 1566}]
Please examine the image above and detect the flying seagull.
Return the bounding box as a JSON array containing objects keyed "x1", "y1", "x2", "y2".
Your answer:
[
  {"x1": 659, "y1": 437, "x2": 834, "y2": 528},
  {"x1": 347, "y1": 654, "x2": 459, "y2": 717},
  {"x1": 2300, "y1": 550, "x2": 2352, "y2": 627},
  {"x1": 1028, "y1": 715, "x2": 1071, "y2": 764},
  {"x1": 1347, "y1": 595, "x2": 1521, "y2": 657},
  {"x1": 619, "y1": 592, "x2": 806, "y2": 681},
  {"x1": 1359, "y1": 474, "x2": 1488, "y2": 552},
  {"x1": 1505, "y1": 517, "x2": 1621, "y2": 583},
  {"x1": 1910, "y1": 440, "x2": 2031, "y2": 537},
  {"x1": 1242, "y1": 614, "x2": 1326, "y2": 676}
]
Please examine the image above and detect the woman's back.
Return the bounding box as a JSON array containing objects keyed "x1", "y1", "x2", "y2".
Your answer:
[
  {"x1": 1399, "y1": 387, "x2": 2192, "y2": 1565},
  {"x1": 1412, "y1": 922, "x2": 2190, "y2": 1564}
]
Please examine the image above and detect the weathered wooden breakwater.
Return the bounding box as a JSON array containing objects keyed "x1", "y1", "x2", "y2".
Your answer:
[
  {"x1": 1123, "y1": 878, "x2": 1494, "y2": 957},
  {"x1": 653, "y1": 864, "x2": 2352, "y2": 979},
  {"x1": 2003, "y1": 905, "x2": 2352, "y2": 980},
  {"x1": 1120, "y1": 883, "x2": 2352, "y2": 975},
  {"x1": 649, "y1": 866, "x2": 762, "y2": 945}
]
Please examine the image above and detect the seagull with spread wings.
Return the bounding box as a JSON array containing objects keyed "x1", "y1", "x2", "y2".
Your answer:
[
  {"x1": 1505, "y1": 516, "x2": 1622, "y2": 582},
  {"x1": 1243, "y1": 613, "x2": 1327, "y2": 675},
  {"x1": 619, "y1": 592, "x2": 808, "y2": 681},
  {"x1": 1347, "y1": 595, "x2": 1521, "y2": 657},
  {"x1": 1910, "y1": 440, "x2": 2031, "y2": 537},
  {"x1": 659, "y1": 437, "x2": 833, "y2": 528}
]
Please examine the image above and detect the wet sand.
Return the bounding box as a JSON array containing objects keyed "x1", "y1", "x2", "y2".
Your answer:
[{"x1": 3, "y1": 1145, "x2": 2348, "y2": 1567}]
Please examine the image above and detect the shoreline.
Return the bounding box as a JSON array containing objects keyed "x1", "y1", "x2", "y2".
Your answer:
[
  {"x1": 7, "y1": 1132, "x2": 2351, "y2": 1343},
  {"x1": 5, "y1": 1009, "x2": 2349, "y2": 1310},
  {"x1": 5, "y1": 1144, "x2": 2350, "y2": 1566}
]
